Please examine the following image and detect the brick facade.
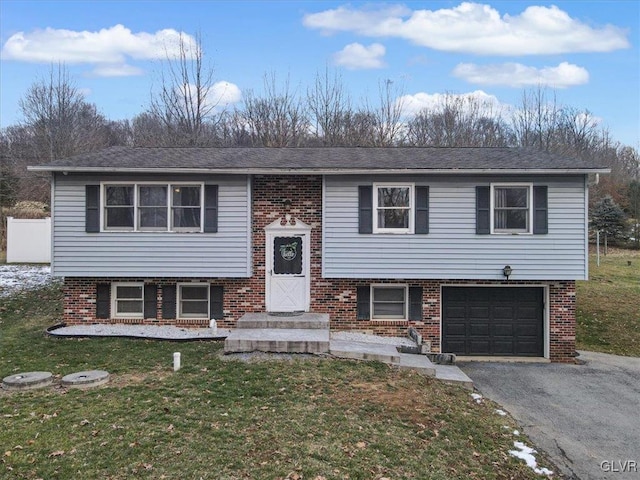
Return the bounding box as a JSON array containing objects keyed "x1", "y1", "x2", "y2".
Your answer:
[{"x1": 61, "y1": 174, "x2": 578, "y2": 362}]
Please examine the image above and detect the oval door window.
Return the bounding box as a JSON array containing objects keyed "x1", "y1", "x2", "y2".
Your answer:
[{"x1": 274, "y1": 236, "x2": 303, "y2": 275}]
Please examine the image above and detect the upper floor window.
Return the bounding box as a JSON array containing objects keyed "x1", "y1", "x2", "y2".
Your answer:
[
  {"x1": 491, "y1": 184, "x2": 532, "y2": 234},
  {"x1": 373, "y1": 184, "x2": 414, "y2": 234},
  {"x1": 103, "y1": 183, "x2": 203, "y2": 232}
]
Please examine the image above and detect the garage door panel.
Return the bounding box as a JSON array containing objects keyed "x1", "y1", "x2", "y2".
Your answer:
[
  {"x1": 517, "y1": 324, "x2": 540, "y2": 336},
  {"x1": 445, "y1": 323, "x2": 466, "y2": 336},
  {"x1": 443, "y1": 287, "x2": 543, "y2": 357},
  {"x1": 493, "y1": 340, "x2": 516, "y2": 355},
  {"x1": 493, "y1": 323, "x2": 514, "y2": 336},
  {"x1": 469, "y1": 324, "x2": 489, "y2": 336},
  {"x1": 469, "y1": 306, "x2": 490, "y2": 317},
  {"x1": 444, "y1": 306, "x2": 466, "y2": 319},
  {"x1": 518, "y1": 306, "x2": 539, "y2": 319},
  {"x1": 468, "y1": 340, "x2": 490, "y2": 355},
  {"x1": 516, "y1": 340, "x2": 541, "y2": 355},
  {"x1": 446, "y1": 339, "x2": 467, "y2": 353},
  {"x1": 493, "y1": 306, "x2": 515, "y2": 319}
]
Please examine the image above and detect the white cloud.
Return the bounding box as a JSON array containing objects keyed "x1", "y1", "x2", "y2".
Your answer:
[
  {"x1": 90, "y1": 64, "x2": 144, "y2": 77},
  {"x1": 453, "y1": 61, "x2": 589, "y2": 88},
  {"x1": 1, "y1": 24, "x2": 196, "y2": 77},
  {"x1": 210, "y1": 81, "x2": 242, "y2": 107},
  {"x1": 179, "y1": 81, "x2": 242, "y2": 112},
  {"x1": 333, "y1": 42, "x2": 386, "y2": 69},
  {"x1": 398, "y1": 90, "x2": 506, "y2": 117},
  {"x1": 303, "y1": 3, "x2": 630, "y2": 55}
]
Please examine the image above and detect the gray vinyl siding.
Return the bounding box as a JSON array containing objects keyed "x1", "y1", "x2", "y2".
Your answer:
[
  {"x1": 323, "y1": 175, "x2": 588, "y2": 280},
  {"x1": 52, "y1": 174, "x2": 250, "y2": 277}
]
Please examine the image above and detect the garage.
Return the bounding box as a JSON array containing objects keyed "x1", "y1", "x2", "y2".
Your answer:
[{"x1": 442, "y1": 287, "x2": 544, "y2": 357}]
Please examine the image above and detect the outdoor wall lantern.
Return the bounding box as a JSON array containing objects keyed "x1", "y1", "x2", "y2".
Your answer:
[
  {"x1": 282, "y1": 198, "x2": 292, "y2": 210},
  {"x1": 502, "y1": 265, "x2": 513, "y2": 280}
]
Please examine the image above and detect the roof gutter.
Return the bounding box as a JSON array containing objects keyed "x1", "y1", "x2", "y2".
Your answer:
[{"x1": 28, "y1": 166, "x2": 612, "y2": 175}]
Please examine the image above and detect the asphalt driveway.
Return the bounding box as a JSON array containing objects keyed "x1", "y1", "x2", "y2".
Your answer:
[{"x1": 460, "y1": 352, "x2": 640, "y2": 480}]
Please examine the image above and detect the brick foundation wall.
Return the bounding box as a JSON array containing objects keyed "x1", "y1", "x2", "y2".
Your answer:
[
  {"x1": 61, "y1": 174, "x2": 578, "y2": 362},
  {"x1": 62, "y1": 277, "x2": 577, "y2": 362}
]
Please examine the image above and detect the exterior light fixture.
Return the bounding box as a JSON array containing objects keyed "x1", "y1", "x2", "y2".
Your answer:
[
  {"x1": 502, "y1": 265, "x2": 512, "y2": 280},
  {"x1": 282, "y1": 198, "x2": 292, "y2": 210}
]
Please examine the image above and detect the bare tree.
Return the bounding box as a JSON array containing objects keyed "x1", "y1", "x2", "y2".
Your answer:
[
  {"x1": 240, "y1": 73, "x2": 309, "y2": 147},
  {"x1": 406, "y1": 93, "x2": 511, "y2": 147},
  {"x1": 512, "y1": 86, "x2": 560, "y2": 151},
  {"x1": 307, "y1": 67, "x2": 352, "y2": 146},
  {"x1": 148, "y1": 32, "x2": 222, "y2": 146},
  {"x1": 18, "y1": 64, "x2": 110, "y2": 161},
  {"x1": 368, "y1": 79, "x2": 406, "y2": 146}
]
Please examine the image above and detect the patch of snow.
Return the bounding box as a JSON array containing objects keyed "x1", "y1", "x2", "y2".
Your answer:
[
  {"x1": 471, "y1": 393, "x2": 483, "y2": 403},
  {"x1": 513, "y1": 430, "x2": 520, "y2": 436},
  {"x1": 0, "y1": 264, "x2": 57, "y2": 298},
  {"x1": 330, "y1": 331, "x2": 415, "y2": 346},
  {"x1": 509, "y1": 441, "x2": 554, "y2": 476},
  {"x1": 495, "y1": 409, "x2": 507, "y2": 416}
]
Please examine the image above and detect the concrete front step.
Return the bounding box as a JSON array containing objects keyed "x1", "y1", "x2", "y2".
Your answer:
[
  {"x1": 224, "y1": 328, "x2": 330, "y2": 354},
  {"x1": 236, "y1": 312, "x2": 330, "y2": 330}
]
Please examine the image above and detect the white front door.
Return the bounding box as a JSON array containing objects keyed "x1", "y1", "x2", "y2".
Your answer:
[{"x1": 265, "y1": 220, "x2": 310, "y2": 312}]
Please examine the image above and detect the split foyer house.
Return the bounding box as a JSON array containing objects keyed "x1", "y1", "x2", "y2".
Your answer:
[{"x1": 30, "y1": 146, "x2": 609, "y2": 363}]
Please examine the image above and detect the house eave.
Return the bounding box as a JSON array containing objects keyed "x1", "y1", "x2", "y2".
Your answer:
[{"x1": 28, "y1": 166, "x2": 612, "y2": 175}]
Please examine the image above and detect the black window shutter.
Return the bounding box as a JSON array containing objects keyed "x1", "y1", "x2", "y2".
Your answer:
[
  {"x1": 204, "y1": 185, "x2": 218, "y2": 233},
  {"x1": 86, "y1": 185, "x2": 100, "y2": 233},
  {"x1": 144, "y1": 284, "x2": 157, "y2": 319},
  {"x1": 415, "y1": 186, "x2": 429, "y2": 234},
  {"x1": 162, "y1": 285, "x2": 177, "y2": 319},
  {"x1": 476, "y1": 186, "x2": 490, "y2": 234},
  {"x1": 408, "y1": 286, "x2": 423, "y2": 321},
  {"x1": 96, "y1": 284, "x2": 110, "y2": 319},
  {"x1": 356, "y1": 286, "x2": 371, "y2": 320},
  {"x1": 533, "y1": 186, "x2": 548, "y2": 234},
  {"x1": 210, "y1": 285, "x2": 224, "y2": 319},
  {"x1": 358, "y1": 186, "x2": 373, "y2": 234}
]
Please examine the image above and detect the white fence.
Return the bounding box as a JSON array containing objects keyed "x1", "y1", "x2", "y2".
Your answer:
[{"x1": 6, "y1": 217, "x2": 51, "y2": 263}]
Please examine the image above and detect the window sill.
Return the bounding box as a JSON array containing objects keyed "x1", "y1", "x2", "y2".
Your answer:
[{"x1": 370, "y1": 319, "x2": 409, "y2": 326}]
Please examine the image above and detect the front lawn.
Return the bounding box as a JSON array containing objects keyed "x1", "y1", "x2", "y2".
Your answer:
[
  {"x1": 0, "y1": 285, "x2": 555, "y2": 479},
  {"x1": 577, "y1": 249, "x2": 640, "y2": 356}
]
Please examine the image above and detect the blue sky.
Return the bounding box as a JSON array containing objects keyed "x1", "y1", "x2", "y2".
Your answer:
[{"x1": 1, "y1": 0, "x2": 638, "y2": 147}]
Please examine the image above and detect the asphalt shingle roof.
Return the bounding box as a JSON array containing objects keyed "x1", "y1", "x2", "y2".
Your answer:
[{"x1": 29, "y1": 146, "x2": 609, "y2": 173}]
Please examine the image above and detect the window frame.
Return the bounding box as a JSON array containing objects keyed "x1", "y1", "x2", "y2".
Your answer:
[
  {"x1": 111, "y1": 282, "x2": 144, "y2": 319},
  {"x1": 372, "y1": 183, "x2": 415, "y2": 234},
  {"x1": 101, "y1": 182, "x2": 204, "y2": 232},
  {"x1": 177, "y1": 283, "x2": 210, "y2": 320},
  {"x1": 137, "y1": 184, "x2": 169, "y2": 231},
  {"x1": 490, "y1": 183, "x2": 533, "y2": 235},
  {"x1": 370, "y1": 284, "x2": 408, "y2": 320}
]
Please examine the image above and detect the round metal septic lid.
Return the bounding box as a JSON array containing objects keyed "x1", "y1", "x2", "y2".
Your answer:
[
  {"x1": 61, "y1": 370, "x2": 110, "y2": 388},
  {"x1": 2, "y1": 371, "x2": 54, "y2": 390}
]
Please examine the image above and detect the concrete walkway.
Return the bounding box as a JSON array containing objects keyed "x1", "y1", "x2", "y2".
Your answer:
[{"x1": 49, "y1": 323, "x2": 472, "y2": 388}]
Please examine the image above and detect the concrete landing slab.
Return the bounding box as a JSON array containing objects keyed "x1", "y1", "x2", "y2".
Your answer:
[
  {"x1": 433, "y1": 364, "x2": 474, "y2": 389},
  {"x1": 398, "y1": 353, "x2": 437, "y2": 377},
  {"x1": 224, "y1": 328, "x2": 330, "y2": 354},
  {"x1": 237, "y1": 313, "x2": 329, "y2": 330},
  {"x1": 329, "y1": 340, "x2": 401, "y2": 364}
]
